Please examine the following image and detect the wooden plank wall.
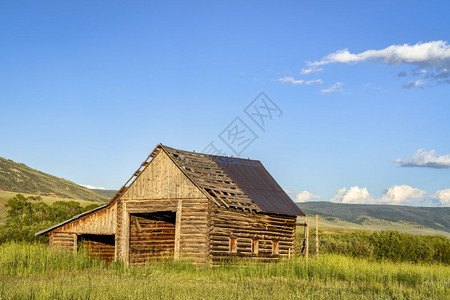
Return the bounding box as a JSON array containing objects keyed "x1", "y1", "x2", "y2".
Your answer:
[
  {"x1": 79, "y1": 235, "x2": 115, "y2": 263},
  {"x1": 121, "y1": 151, "x2": 205, "y2": 200},
  {"x1": 209, "y1": 207, "x2": 297, "y2": 264},
  {"x1": 49, "y1": 232, "x2": 77, "y2": 252},
  {"x1": 53, "y1": 204, "x2": 117, "y2": 235},
  {"x1": 129, "y1": 214, "x2": 175, "y2": 264}
]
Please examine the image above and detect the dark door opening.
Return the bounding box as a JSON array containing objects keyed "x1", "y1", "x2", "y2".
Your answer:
[
  {"x1": 78, "y1": 234, "x2": 115, "y2": 263},
  {"x1": 129, "y1": 211, "x2": 176, "y2": 264}
]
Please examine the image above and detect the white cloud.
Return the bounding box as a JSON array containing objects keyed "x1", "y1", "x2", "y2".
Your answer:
[
  {"x1": 278, "y1": 77, "x2": 304, "y2": 85},
  {"x1": 301, "y1": 67, "x2": 323, "y2": 74},
  {"x1": 378, "y1": 185, "x2": 426, "y2": 205},
  {"x1": 331, "y1": 186, "x2": 374, "y2": 204},
  {"x1": 278, "y1": 77, "x2": 322, "y2": 85},
  {"x1": 433, "y1": 189, "x2": 450, "y2": 206},
  {"x1": 394, "y1": 149, "x2": 450, "y2": 169},
  {"x1": 321, "y1": 82, "x2": 343, "y2": 93},
  {"x1": 402, "y1": 79, "x2": 424, "y2": 89},
  {"x1": 330, "y1": 185, "x2": 430, "y2": 206},
  {"x1": 295, "y1": 190, "x2": 320, "y2": 202},
  {"x1": 304, "y1": 41, "x2": 450, "y2": 85},
  {"x1": 305, "y1": 79, "x2": 323, "y2": 85},
  {"x1": 80, "y1": 184, "x2": 106, "y2": 190},
  {"x1": 309, "y1": 41, "x2": 450, "y2": 69}
]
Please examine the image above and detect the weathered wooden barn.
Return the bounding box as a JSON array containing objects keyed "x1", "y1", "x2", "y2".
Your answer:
[{"x1": 36, "y1": 144, "x2": 305, "y2": 265}]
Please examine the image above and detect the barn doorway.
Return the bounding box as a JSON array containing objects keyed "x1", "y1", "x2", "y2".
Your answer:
[
  {"x1": 129, "y1": 211, "x2": 176, "y2": 264},
  {"x1": 78, "y1": 234, "x2": 115, "y2": 263}
]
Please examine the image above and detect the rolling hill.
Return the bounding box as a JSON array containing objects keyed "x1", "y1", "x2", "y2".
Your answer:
[
  {"x1": 297, "y1": 201, "x2": 450, "y2": 237},
  {"x1": 0, "y1": 156, "x2": 109, "y2": 202},
  {"x1": 90, "y1": 189, "x2": 117, "y2": 198}
]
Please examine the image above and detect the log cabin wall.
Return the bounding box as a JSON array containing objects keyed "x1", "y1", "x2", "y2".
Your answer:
[
  {"x1": 49, "y1": 232, "x2": 77, "y2": 252},
  {"x1": 49, "y1": 205, "x2": 116, "y2": 254},
  {"x1": 78, "y1": 234, "x2": 115, "y2": 263},
  {"x1": 209, "y1": 207, "x2": 297, "y2": 264},
  {"x1": 129, "y1": 213, "x2": 175, "y2": 264},
  {"x1": 115, "y1": 150, "x2": 210, "y2": 265}
]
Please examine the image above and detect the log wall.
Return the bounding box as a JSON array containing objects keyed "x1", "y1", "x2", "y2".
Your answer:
[
  {"x1": 49, "y1": 232, "x2": 77, "y2": 252},
  {"x1": 79, "y1": 234, "x2": 115, "y2": 263},
  {"x1": 209, "y1": 207, "x2": 297, "y2": 263},
  {"x1": 118, "y1": 198, "x2": 210, "y2": 264},
  {"x1": 129, "y1": 213, "x2": 175, "y2": 264}
]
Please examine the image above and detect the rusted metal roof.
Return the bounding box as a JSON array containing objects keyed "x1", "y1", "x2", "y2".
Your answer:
[
  {"x1": 211, "y1": 156, "x2": 305, "y2": 216},
  {"x1": 163, "y1": 145, "x2": 304, "y2": 216}
]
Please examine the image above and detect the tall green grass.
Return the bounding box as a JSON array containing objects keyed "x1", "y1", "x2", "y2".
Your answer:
[{"x1": 0, "y1": 242, "x2": 448, "y2": 299}]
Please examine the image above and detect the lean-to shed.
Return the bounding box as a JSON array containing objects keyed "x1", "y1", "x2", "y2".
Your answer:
[{"x1": 36, "y1": 144, "x2": 305, "y2": 265}]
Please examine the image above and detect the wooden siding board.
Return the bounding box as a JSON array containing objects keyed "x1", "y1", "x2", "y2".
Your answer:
[
  {"x1": 122, "y1": 151, "x2": 205, "y2": 200},
  {"x1": 54, "y1": 204, "x2": 116, "y2": 235}
]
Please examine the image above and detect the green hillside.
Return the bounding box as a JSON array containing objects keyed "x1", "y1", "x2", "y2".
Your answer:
[
  {"x1": 297, "y1": 201, "x2": 450, "y2": 237},
  {"x1": 0, "y1": 157, "x2": 109, "y2": 202},
  {"x1": 91, "y1": 189, "x2": 117, "y2": 198}
]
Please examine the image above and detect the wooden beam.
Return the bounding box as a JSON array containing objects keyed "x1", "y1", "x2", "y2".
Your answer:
[
  {"x1": 124, "y1": 213, "x2": 130, "y2": 267},
  {"x1": 132, "y1": 216, "x2": 143, "y2": 232},
  {"x1": 174, "y1": 199, "x2": 183, "y2": 260}
]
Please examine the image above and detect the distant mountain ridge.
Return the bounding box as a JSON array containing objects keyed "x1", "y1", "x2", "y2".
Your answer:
[
  {"x1": 297, "y1": 201, "x2": 450, "y2": 235},
  {"x1": 0, "y1": 156, "x2": 109, "y2": 202}
]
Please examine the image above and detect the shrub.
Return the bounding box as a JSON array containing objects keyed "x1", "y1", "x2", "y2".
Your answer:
[{"x1": 312, "y1": 230, "x2": 449, "y2": 264}]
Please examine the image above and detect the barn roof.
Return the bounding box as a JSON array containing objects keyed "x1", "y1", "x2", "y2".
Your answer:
[{"x1": 160, "y1": 145, "x2": 304, "y2": 216}]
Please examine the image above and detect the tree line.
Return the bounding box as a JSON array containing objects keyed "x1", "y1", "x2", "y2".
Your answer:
[{"x1": 0, "y1": 194, "x2": 100, "y2": 243}]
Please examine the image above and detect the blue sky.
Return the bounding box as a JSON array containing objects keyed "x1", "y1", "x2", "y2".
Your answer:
[{"x1": 1, "y1": 1, "x2": 449, "y2": 206}]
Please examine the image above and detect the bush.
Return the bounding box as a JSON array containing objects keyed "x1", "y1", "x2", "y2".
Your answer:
[{"x1": 313, "y1": 230, "x2": 449, "y2": 264}]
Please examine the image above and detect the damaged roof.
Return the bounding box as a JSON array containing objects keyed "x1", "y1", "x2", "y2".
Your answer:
[{"x1": 161, "y1": 145, "x2": 304, "y2": 216}]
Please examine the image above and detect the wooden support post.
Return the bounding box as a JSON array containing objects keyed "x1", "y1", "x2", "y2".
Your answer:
[
  {"x1": 174, "y1": 199, "x2": 182, "y2": 260},
  {"x1": 315, "y1": 214, "x2": 319, "y2": 259},
  {"x1": 124, "y1": 213, "x2": 130, "y2": 267},
  {"x1": 305, "y1": 217, "x2": 309, "y2": 263}
]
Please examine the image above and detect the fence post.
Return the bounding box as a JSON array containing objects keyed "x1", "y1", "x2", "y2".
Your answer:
[
  {"x1": 305, "y1": 217, "x2": 309, "y2": 263},
  {"x1": 315, "y1": 214, "x2": 319, "y2": 259}
]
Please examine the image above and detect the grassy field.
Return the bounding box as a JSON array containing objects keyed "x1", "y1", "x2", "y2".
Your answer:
[
  {"x1": 0, "y1": 242, "x2": 448, "y2": 299},
  {"x1": 0, "y1": 190, "x2": 100, "y2": 223}
]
